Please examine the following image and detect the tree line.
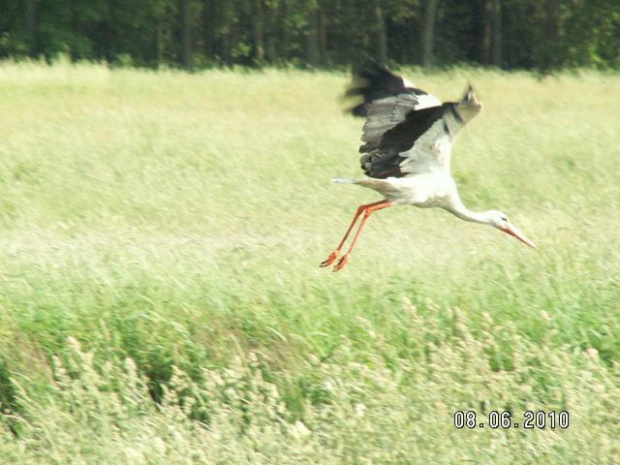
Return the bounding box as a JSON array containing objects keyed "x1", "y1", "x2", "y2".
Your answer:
[{"x1": 1, "y1": 0, "x2": 618, "y2": 70}]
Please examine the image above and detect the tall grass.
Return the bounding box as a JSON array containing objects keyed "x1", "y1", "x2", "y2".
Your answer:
[{"x1": 0, "y1": 61, "x2": 618, "y2": 463}]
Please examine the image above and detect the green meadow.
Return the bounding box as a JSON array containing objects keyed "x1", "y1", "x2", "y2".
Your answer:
[{"x1": 0, "y1": 61, "x2": 618, "y2": 463}]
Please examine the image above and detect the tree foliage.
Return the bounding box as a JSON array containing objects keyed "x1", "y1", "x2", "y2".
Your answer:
[{"x1": 0, "y1": 0, "x2": 618, "y2": 69}]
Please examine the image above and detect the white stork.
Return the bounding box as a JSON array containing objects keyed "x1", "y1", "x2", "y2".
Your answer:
[{"x1": 320, "y1": 62, "x2": 536, "y2": 272}]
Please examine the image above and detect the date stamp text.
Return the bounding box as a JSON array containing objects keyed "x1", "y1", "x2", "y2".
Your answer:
[{"x1": 453, "y1": 410, "x2": 570, "y2": 430}]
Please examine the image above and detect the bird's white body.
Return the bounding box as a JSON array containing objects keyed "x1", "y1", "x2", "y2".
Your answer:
[{"x1": 357, "y1": 173, "x2": 458, "y2": 208}]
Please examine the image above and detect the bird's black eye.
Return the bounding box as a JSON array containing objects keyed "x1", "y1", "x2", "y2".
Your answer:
[{"x1": 500, "y1": 216, "x2": 508, "y2": 222}]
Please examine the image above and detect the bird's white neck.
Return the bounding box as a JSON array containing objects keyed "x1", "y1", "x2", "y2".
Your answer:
[{"x1": 443, "y1": 199, "x2": 493, "y2": 225}]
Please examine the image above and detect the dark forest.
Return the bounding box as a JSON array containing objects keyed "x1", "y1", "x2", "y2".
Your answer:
[{"x1": 1, "y1": 0, "x2": 618, "y2": 70}]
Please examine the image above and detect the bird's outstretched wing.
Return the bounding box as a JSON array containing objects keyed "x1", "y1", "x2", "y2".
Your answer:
[{"x1": 345, "y1": 62, "x2": 468, "y2": 179}]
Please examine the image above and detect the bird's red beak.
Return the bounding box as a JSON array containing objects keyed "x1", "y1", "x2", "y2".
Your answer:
[{"x1": 502, "y1": 224, "x2": 537, "y2": 249}]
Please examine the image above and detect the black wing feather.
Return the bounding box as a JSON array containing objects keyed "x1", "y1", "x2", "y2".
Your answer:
[
  {"x1": 365, "y1": 104, "x2": 450, "y2": 154},
  {"x1": 346, "y1": 62, "x2": 428, "y2": 117},
  {"x1": 360, "y1": 104, "x2": 457, "y2": 179},
  {"x1": 344, "y1": 62, "x2": 461, "y2": 179}
]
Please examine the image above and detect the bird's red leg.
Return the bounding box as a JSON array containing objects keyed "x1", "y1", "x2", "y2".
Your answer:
[
  {"x1": 333, "y1": 200, "x2": 393, "y2": 272},
  {"x1": 320, "y1": 200, "x2": 389, "y2": 268}
]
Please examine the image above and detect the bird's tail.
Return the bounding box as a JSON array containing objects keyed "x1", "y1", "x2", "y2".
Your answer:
[{"x1": 332, "y1": 177, "x2": 357, "y2": 184}]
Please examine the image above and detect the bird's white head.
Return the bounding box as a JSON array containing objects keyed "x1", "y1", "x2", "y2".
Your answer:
[{"x1": 485, "y1": 210, "x2": 537, "y2": 248}]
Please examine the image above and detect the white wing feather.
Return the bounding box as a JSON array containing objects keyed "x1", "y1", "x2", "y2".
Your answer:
[{"x1": 399, "y1": 115, "x2": 461, "y2": 176}]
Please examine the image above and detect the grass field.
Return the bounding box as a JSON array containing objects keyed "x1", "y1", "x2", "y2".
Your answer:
[{"x1": 0, "y1": 60, "x2": 619, "y2": 463}]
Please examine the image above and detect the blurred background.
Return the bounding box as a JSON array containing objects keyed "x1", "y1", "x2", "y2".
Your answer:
[{"x1": 1, "y1": 0, "x2": 618, "y2": 70}]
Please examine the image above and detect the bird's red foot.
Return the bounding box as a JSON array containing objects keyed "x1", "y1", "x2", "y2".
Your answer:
[
  {"x1": 333, "y1": 255, "x2": 350, "y2": 272},
  {"x1": 320, "y1": 251, "x2": 339, "y2": 268}
]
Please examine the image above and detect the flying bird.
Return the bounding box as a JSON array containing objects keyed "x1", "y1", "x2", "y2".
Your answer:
[{"x1": 320, "y1": 62, "x2": 536, "y2": 272}]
